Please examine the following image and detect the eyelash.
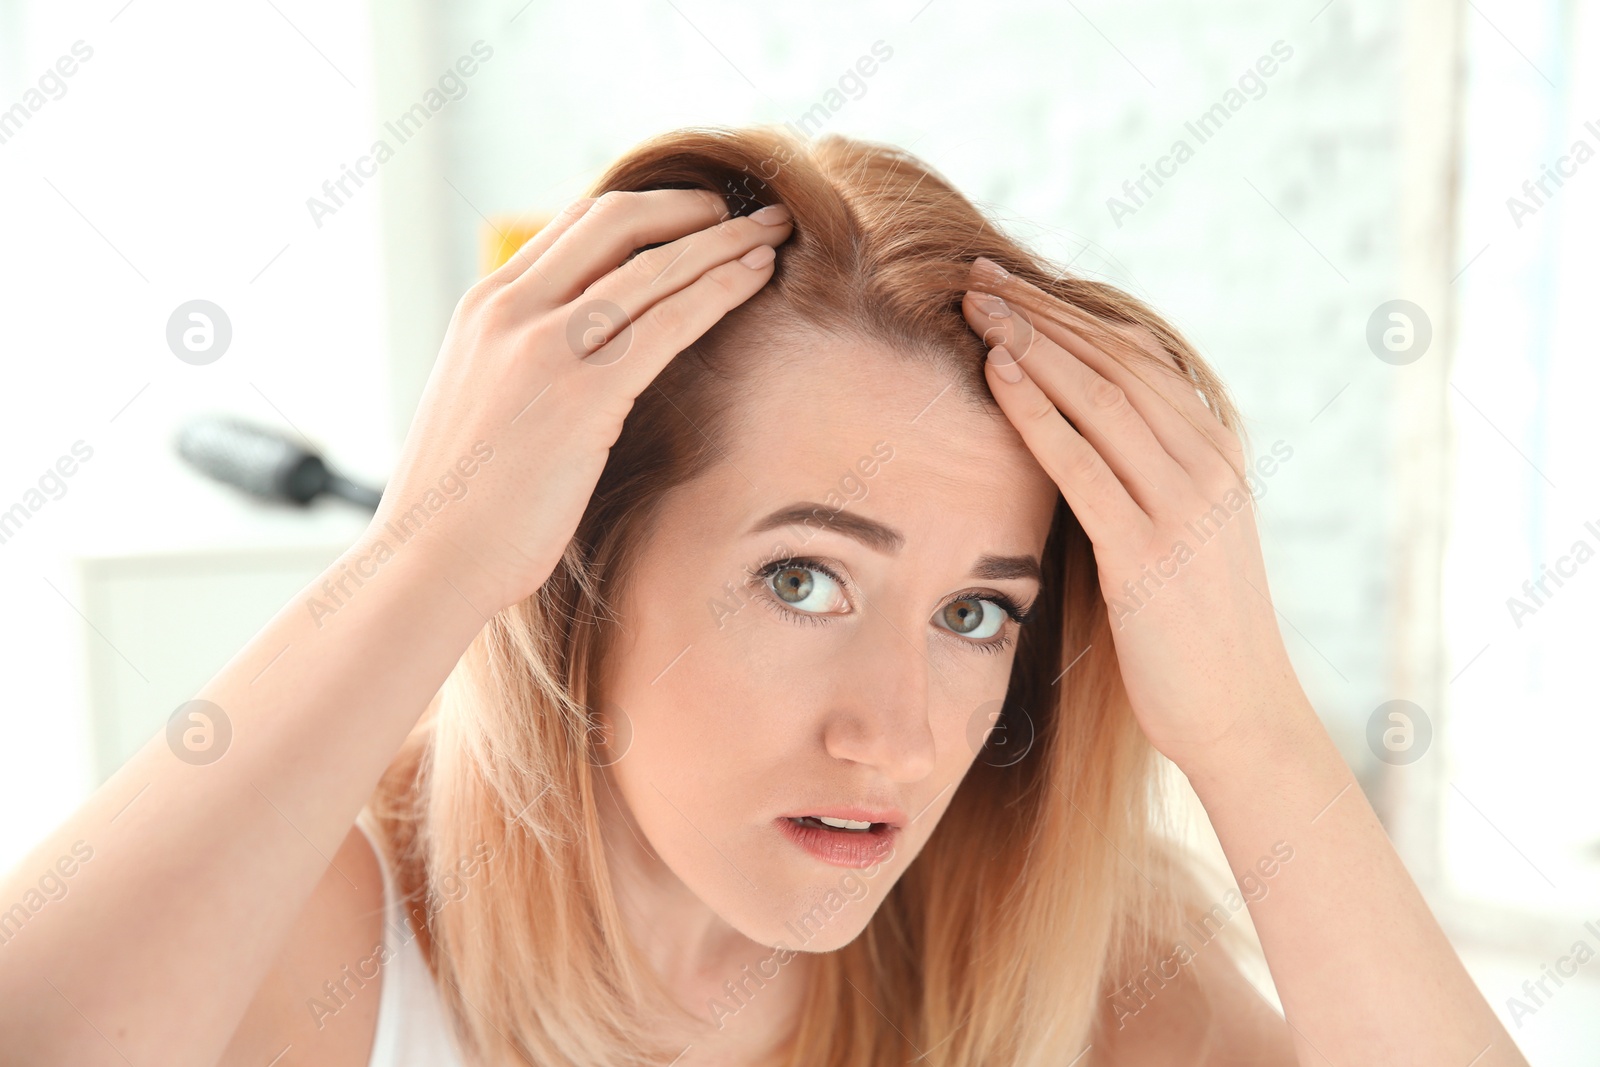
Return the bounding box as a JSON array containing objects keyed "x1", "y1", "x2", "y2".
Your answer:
[{"x1": 745, "y1": 556, "x2": 1035, "y2": 655}]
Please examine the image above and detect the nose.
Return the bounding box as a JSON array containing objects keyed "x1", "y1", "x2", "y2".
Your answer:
[{"x1": 819, "y1": 606, "x2": 939, "y2": 782}]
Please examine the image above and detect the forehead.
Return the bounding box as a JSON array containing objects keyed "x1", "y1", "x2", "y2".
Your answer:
[{"x1": 669, "y1": 332, "x2": 1060, "y2": 558}]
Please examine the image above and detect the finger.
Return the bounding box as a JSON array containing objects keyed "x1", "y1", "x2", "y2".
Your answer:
[
  {"x1": 963, "y1": 288, "x2": 1189, "y2": 515},
  {"x1": 1057, "y1": 316, "x2": 1244, "y2": 478},
  {"x1": 572, "y1": 242, "x2": 780, "y2": 399},
  {"x1": 579, "y1": 207, "x2": 793, "y2": 326},
  {"x1": 478, "y1": 195, "x2": 601, "y2": 291},
  {"x1": 968, "y1": 258, "x2": 1242, "y2": 480},
  {"x1": 509, "y1": 188, "x2": 735, "y2": 308},
  {"x1": 983, "y1": 343, "x2": 1153, "y2": 551}
]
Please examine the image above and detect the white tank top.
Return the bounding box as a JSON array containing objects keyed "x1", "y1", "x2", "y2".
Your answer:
[{"x1": 354, "y1": 812, "x2": 468, "y2": 1067}]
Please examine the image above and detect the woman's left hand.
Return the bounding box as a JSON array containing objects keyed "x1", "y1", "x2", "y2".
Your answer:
[
  {"x1": 962, "y1": 258, "x2": 1532, "y2": 1067},
  {"x1": 960, "y1": 256, "x2": 1305, "y2": 770}
]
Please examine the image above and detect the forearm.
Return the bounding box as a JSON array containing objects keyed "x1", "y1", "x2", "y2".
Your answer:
[
  {"x1": 0, "y1": 533, "x2": 488, "y2": 1067},
  {"x1": 1178, "y1": 690, "x2": 1527, "y2": 1066}
]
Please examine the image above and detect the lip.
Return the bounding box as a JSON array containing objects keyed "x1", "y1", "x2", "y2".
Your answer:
[
  {"x1": 774, "y1": 816, "x2": 901, "y2": 869},
  {"x1": 777, "y1": 806, "x2": 908, "y2": 830}
]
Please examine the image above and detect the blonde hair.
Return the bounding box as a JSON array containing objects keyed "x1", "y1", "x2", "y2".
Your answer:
[{"x1": 366, "y1": 123, "x2": 1258, "y2": 1066}]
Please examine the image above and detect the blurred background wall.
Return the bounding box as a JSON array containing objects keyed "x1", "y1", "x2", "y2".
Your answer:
[{"x1": 0, "y1": 0, "x2": 1594, "y2": 1059}]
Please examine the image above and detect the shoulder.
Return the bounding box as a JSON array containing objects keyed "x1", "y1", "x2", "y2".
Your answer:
[
  {"x1": 1091, "y1": 939, "x2": 1298, "y2": 1066},
  {"x1": 216, "y1": 821, "x2": 388, "y2": 1067}
]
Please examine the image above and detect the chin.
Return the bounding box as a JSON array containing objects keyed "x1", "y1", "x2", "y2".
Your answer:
[
  {"x1": 720, "y1": 882, "x2": 886, "y2": 955},
  {"x1": 771, "y1": 921, "x2": 870, "y2": 955}
]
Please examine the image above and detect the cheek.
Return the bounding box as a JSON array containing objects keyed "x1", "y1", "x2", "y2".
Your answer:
[
  {"x1": 928, "y1": 652, "x2": 1026, "y2": 781},
  {"x1": 936, "y1": 720, "x2": 990, "y2": 796},
  {"x1": 661, "y1": 628, "x2": 803, "y2": 751},
  {"x1": 607, "y1": 625, "x2": 804, "y2": 807}
]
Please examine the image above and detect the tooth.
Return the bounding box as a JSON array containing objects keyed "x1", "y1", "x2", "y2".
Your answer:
[{"x1": 817, "y1": 816, "x2": 873, "y2": 830}]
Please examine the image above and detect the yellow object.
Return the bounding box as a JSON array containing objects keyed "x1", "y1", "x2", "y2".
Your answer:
[{"x1": 481, "y1": 213, "x2": 556, "y2": 276}]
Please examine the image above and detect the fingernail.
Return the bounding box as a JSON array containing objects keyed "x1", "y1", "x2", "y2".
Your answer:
[
  {"x1": 740, "y1": 244, "x2": 776, "y2": 268},
  {"x1": 987, "y1": 343, "x2": 1023, "y2": 384},
  {"x1": 749, "y1": 203, "x2": 791, "y2": 225},
  {"x1": 975, "y1": 256, "x2": 1010, "y2": 282},
  {"x1": 971, "y1": 291, "x2": 1011, "y2": 318}
]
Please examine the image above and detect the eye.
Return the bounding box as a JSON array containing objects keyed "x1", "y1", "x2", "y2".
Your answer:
[
  {"x1": 746, "y1": 557, "x2": 1036, "y2": 655},
  {"x1": 934, "y1": 597, "x2": 1005, "y2": 641},
  {"x1": 759, "y1": 559, "x2": 849, "y2": 616}
]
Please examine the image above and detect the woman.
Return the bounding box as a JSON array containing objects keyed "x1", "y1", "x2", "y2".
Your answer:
[{"x1": 0, "y1": 125, "x2": 1524, "y2": 1066}]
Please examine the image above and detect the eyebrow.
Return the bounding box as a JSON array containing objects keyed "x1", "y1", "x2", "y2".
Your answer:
[{"x1": 746, "y1": 502, "x2": 1044, "y2": 586}]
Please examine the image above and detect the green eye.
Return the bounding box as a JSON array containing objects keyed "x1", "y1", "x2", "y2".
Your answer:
[
  {"x1": 770, "y1": 564, "x2": 812, "y2": 603},
  {"x1": 763, "y1": 560, "x2": 847, "y2": 614},
  {"x1": 937, "y1": 598, "x2": 1004, "y2": 640},
  {"x1": 746, "y1": 556, "x2": 1035, "y2": 656}
]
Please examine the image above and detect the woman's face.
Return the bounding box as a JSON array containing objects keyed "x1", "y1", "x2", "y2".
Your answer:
[{"x1": 596, "y1": 333, "x2": 1061, "y2": 954}]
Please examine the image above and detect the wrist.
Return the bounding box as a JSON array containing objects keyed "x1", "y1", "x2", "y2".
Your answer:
[
  {"x1": 344, "y1": 522, "x2": 504, "y2": 626},
  {"x1": 1170, "y1": 683, "x2": 1334, "y2": 801}
]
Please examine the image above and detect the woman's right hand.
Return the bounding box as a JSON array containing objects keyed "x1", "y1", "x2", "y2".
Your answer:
[
  {"x1": 0, "y1": 192, "x2": 800, "y2": 1067},
  {"x1": 370, "y1": 188, "x2": 794, "y2": 616}
]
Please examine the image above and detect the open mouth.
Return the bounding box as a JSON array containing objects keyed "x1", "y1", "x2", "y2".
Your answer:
[
  {"x1": 777, "y1": 814, "x2": 900, "y2": 869},
  {"x1": 787, "y1": 816, "x2": 888, "y2": 834}
]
